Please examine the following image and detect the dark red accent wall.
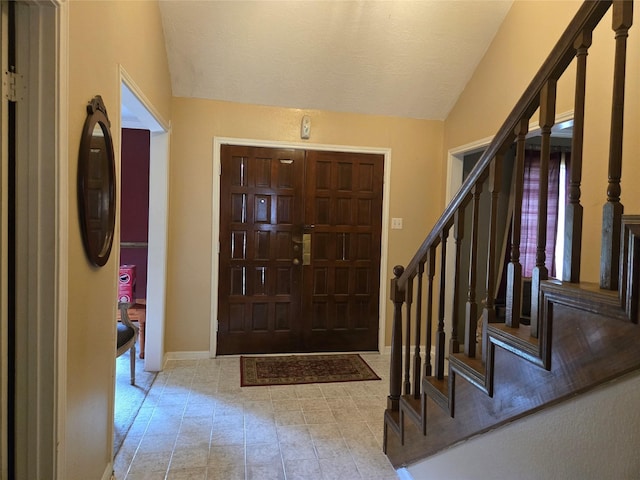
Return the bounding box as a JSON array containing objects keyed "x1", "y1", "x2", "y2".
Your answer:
[{"x1": 120, "y1": 128, "x2": 150, "y2": 300}]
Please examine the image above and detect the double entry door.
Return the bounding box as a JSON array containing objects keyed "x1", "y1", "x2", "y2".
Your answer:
[{"x1": 217, "y1": 145, "x2": 384, "y2": 354}]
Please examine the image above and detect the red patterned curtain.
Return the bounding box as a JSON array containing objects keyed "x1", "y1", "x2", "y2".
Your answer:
[{"x1": 520, "y1": 150, "x2": 565, "y2": 278}]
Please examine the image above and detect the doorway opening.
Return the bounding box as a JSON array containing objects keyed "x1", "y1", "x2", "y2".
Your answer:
[
  {"x1": 119, "y1": 77, "x2": 169, "y2": 372},
  {"x1": 114, "y1": 75, "x2": 169, "y2": 455}
]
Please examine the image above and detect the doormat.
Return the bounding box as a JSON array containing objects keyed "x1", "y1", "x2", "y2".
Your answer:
[{"x1": 240, "y1": 354, "x2": 381, "y2": 387}]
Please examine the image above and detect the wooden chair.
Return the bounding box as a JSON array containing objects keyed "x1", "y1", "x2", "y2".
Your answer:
[{"x1": 116, "y1": 302, "x2": 139, "y2": 385}]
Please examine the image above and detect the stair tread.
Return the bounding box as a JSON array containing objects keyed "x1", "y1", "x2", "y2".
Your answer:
[
  {"x1": 423, "y1": 375, "x2": 448, "y2": 396},
  {"x1": 400, "y1": 394, "x2": 421, "y2": 412},
  {"x1": 450, "y1": 353, "x2": 486, "y2": 375},
  {"x1": 489, "y1": 323, "x2": 538, "y2": 347}
]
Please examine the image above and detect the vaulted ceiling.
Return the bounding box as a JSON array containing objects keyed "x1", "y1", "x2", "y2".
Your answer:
[{"x1": 157, "y1": 0, "x2": 513, "y2": 121}]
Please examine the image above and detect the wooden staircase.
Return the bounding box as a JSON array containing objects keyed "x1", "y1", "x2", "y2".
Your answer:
[{"x1": 383, "y1": 0, "x2": 640, "y2": 468}]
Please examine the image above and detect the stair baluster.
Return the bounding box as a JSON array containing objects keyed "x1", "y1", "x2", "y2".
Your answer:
[
  {"x1": 506, "y1": 119, "x2": 529, "y2": 328},
  {"x1": 481, "y1": 155, "x2": 503, "y2": 362},
  {"x1": 465, "y1": 184, "x2": 481, "y2": 357},
  {"x1": 423, "y1": 247, "x2": 436, "y2": 379},
  {"x1": 413, "y1": 262, "x2": 424, "y2": 398},
  {"x1": 435, "y1": 230, "x2": 448, "y2": 379},
  {"x1": 600, "y1": 0, "x2": 633, "y2": 290},
  {"x1": 404, "y1": 278, "x2": 413, "y2": 395},
  {"x1": 450, "y1": 210, "x2": 464, "y2": 355},
  {"x1": 530, "y1": 80, "x2": 557, "y2": 338},
  {"x1": 563, "y1": 31, "x2": 591, "y2": 283}
]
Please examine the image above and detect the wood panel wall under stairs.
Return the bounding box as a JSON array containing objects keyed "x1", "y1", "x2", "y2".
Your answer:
[{"x1": 385, "y1": 282, "x2": 640, "y2": 468}]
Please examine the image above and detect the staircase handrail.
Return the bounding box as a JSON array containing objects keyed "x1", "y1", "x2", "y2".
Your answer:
[{"x1": 395, "y1": 0, "x2": 612, "y2": 291}]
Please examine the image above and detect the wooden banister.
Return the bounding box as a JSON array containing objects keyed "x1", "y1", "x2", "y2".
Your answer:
[{"x1": 394, "y1": 0, "x2": 612, "y2": 292}]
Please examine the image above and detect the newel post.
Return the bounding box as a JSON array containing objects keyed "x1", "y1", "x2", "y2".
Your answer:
[{"x1": 388, "y1": 265, "x2": 405, "y2": 411}]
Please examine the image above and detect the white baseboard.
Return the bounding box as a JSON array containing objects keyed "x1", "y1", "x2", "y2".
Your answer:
[
  {"x1": 101, "y1": 463, "x2": 114, "y2": 480},
  {"x1": 383, "y1": 344, "x2": 433, "y2": 356},
  {"x1": 163, "y1": 351, "x2": 211, "y2": 364}
]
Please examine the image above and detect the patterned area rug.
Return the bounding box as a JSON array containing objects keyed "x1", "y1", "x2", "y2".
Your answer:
[{"x1": 240, "y1": 354, "x2": 381, "y2": 386}]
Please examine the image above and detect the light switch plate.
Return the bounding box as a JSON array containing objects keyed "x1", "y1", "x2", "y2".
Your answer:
[{"x1": 391, "y1": 217, "x2": 403, "y2": 229}]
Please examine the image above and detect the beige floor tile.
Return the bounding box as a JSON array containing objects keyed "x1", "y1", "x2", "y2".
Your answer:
[
  {"x1": 245, "y1": 442, "x2": 282, "y2": 464},
  {"x1": 246, "y1": 461, "x2": 285, "y2": 480},
  {"x1": 275, "y1": 410, "x2": 306, "y2": 426},
  {"x1": 279, "y1": 440, "x2": 317, "y2": 461},
  {"x1": 318, "y1": 456, "x2": 361, "y2": 480},
  {"x1": 268, "y1": 385, "x2": 298, "y2": 399},
  {"x1": 245, "y1": 423, "x2": 278, "y2": 445},
  {"x1": 169, "y1": 444, "x2": 209, "y2": 469},
  {"x1": 206, "y1": 463, "x2": 245, "y2": 480},
  {"x1": 276, "y1": 424, "x2": 311, "y2": 443},
  {"x1": 303, "y1": 409, "x2": 336, "y2": 424},
  {"x1": 208, "y1": 444, "x2": 244, "y2": 467},
  {"x1": 127, "y1": 451, "x2": 170, "y2": 476},
  {"x1": 272, "y1": 398, "x2": 301, "y2": 412},
  {"x1": 319, "y1": 383, "x2": 349, "y2": 398},
  {"x1": 298, "y1": 397, "x2": 330, "y2": 411},
  {"x1": 135, "y1": 433, "x2": 177, "y2": 454},
  {"x1": 307, "y1": 423, "x2": 342, "y2": 440},
  {"x1": 241, "y1": 387, "x2": 272, "y2": 401},
  {"x1": 115, "y1": 355, "x2": 400, "y2": 480},
  {"x1": 125, "y1": 471, "x2": 168, "y2": 480},
  {"x1": 283, "y1": 458, "x2": 323, "y2": 480},
  {"x1": 313, "y1": 436, "x2": 350, "y2": 459},
  {"x1": 210, "y1": 426, "x2": 244, "y2": 446},
  {"x1": 294, "y1": 384, "x2": 323, "y2": 398},
  {"x1": 165, "y1": 466, "x2": 207, "y2": 480}
]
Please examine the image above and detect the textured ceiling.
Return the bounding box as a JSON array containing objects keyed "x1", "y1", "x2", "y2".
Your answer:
[{"x1": 158, "y1": 0, "x2": 513, "y2": 120}]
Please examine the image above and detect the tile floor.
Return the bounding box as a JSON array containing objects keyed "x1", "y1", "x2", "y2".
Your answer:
[{"x1": 114, "y1": 353, "x2": 400, "y2": 480}]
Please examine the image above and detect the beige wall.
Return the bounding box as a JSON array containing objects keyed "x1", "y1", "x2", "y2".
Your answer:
[
  {"x1": 408, "y1": 369, "x2": 640, "y2": 478},
  {"x1": 444, "y1": 0, "x2": 640, "y2": 284},
  {"x1": 67, "y1": 1, "x2": 171, "y2": 478},
  {"x1": 165, "y1": 98, "x2": 444, "y2": 353}
]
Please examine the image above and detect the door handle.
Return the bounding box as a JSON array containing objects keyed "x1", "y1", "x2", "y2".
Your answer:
[{"x1": 302, "y1": 233, "x2": 311, "y2": 265}]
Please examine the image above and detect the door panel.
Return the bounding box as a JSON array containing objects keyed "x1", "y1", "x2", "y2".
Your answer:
[
  {"x1": 303, "y1": 150, "x2": 383, "y2": 351},
  {"x1": 217, "y1": 145, "x2": 383, "y2": 354},
  {"x1": 218, "y1": 146, "x2": 305, "y2": 354}
]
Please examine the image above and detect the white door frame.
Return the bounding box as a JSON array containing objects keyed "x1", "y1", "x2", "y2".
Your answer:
[
  {"x1": 210, "y1": 137, "x2": 392, "y2": 357},
  {"x1": 6, "y1": 0, "x2": 69, "y2": 477},
  {"x1": 119, "y1": 68, "x2": 171, "y2": 372}
]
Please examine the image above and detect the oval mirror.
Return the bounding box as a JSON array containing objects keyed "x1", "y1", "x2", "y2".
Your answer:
[{"x1": 77, "y1": 95, "x2": 116, "y2": 267}]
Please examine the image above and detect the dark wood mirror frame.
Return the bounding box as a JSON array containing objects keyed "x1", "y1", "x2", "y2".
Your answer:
[{"x1": 77, "y1": 95, "x2": 116, "y2": 267}]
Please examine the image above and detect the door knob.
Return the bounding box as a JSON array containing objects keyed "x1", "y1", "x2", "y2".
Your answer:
[{"x1": 292, "y1": 258, "x2": 300, "y2": 265}]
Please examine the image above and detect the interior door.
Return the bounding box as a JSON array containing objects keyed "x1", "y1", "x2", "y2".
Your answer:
[{"x1": 217, "y1": 145, "x2": 384, "y2": 354}]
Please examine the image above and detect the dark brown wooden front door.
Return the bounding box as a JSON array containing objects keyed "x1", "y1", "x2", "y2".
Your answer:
[{"x1": 217, "y1": 145, "x2": 383, "y2": 354}]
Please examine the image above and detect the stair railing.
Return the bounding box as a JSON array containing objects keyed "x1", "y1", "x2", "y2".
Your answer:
[{"x1": 386, "y1": 0, "x2": 633, "y2": 428}]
